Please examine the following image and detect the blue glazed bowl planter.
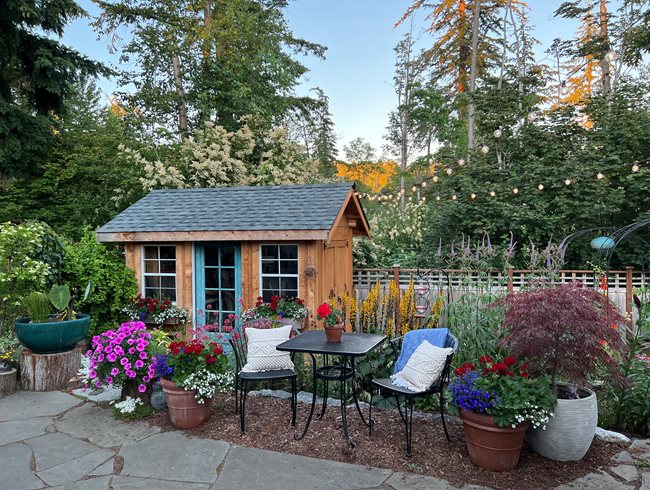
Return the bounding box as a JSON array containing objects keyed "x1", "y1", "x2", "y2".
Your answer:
[{"x1": 14, "y1": 314, "x2": 91, "y2": 354}]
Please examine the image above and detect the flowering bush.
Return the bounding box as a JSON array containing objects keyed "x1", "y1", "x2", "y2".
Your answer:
[
  {"x1": 85, "y1": 321, "x2": 157, "y2": 394},
  {"x1": 240, "y1": 295, "x2": 309, "y2": 322},
  {"x1": 155, "y1": 329, "x2": 231, "y2": 403},
  {"x1": 449, "y1": 355, "x2": 556, "y2": 429},
  {"x1": 122, "y1": 294, "x2": 191, "y2": 324},
  {"x1": 317, "y1": 302, "x2": 344, "y2": 328}
]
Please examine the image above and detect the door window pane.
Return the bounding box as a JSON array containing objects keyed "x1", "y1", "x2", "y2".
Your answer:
[
  {"x1": 204, "y1": 246, "x2": 220, "y2": 267},
  {"x1": 205, "y1": 269, "x2": 219, "y2": 289},
  {"x1": 220, "y1": 268, "x2": 235, "y2": 289},
  {"x1": 144, "y1": 260, "x2": 159, "y2": 273},
  {"x1": 221, "y1": 290, "x2": 235, "y2": 312},
  {"x1": 221, "y1": 247, "x2": 235, "y2": 266},
  {"x1": 281, "y1": 277, "x2": 298, "y2": 291}
]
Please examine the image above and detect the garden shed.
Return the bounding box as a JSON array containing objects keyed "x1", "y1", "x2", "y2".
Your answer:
[{"x1": 96, "y1": 183, "x2": 370, "y2": 329}]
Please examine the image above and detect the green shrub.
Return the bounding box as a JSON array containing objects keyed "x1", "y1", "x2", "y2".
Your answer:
[{"x1": 63, "y1": 229, "x2": 138, "y2": 336}]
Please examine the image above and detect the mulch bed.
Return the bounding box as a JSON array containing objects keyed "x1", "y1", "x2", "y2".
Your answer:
[{"x1": 147, "y1": 393, "x2": 627, "y2": 490}]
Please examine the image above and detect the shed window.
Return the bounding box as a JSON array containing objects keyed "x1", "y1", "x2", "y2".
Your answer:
[
  {"x1": 142, "y1": 245, "x2": 176, "y2": 301},
  {"x1": 260, "y1": 244, "x2": 298, "y2": 301}
]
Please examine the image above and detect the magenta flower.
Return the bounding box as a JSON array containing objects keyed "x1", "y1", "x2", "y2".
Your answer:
[
  {"x1": 105, "y1": 376, "x2": 113, "y2": 384},
  {"x1": 120, "y1": 357, "x2": 129, "y2": 365},
  {"x1": 137, "y1": 384, "x2": 147, "y2": 393},
  {"x1": 105, "y1": 345, "x2": 113, "y2": 354},
  {"x1": 143, "y1": 375, "x2": 150, "y2": 382},
  {"x1": 126, "y1": 370, "x2": 136, "y2": 378},
  {"x1": 107, "y1": 353, "x2": 117, "y2": 362},
  {"x1": 89, "y1": 370, "x2": 97, "y2": 379},
  {"x1": 97, "y1": 354, "x2": 105, "y2": 362},
  {"x1": 110, "y1": 367, "x2": 119, "y2": 376},
  {"x1": 139, "y1": 352, "x2": 147, "y2": 360},
  {"x1": 135, "y1": 360, "x2": 144, "y2": 369},
  {"x1": 128, "y1": 347, "x2": 136, "y2": 355}
]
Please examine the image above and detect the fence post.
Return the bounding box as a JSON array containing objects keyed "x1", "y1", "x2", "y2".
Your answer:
[
  {"x1": 625, "y1": 266, "x2": 634, "y2": 329},
  {"x1": 393, "y1": 264, "x2": 401, "y2": 331},
  {"x1": 507, "y1": 267, "x2": 514, "y2": 293}
]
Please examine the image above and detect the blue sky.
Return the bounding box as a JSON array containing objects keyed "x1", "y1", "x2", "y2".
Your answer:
[{"x1": 62, "y1": 0, "x2": 580, "y2": 153}]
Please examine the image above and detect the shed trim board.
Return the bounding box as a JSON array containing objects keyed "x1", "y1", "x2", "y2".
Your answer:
[{"x1": 97, "y1": 229, "x2": 329, "y2": 243}]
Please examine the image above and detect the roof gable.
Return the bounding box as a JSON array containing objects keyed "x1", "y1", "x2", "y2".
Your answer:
[{"x1": 97, "y1": 183, "x2": 363, "y2": 240}]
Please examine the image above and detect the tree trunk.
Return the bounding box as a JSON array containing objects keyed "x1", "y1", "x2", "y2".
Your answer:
[
  {"x1": 20, "y1": 344, "x2": 84, "y2": 391},
  {"x1": 0, "y1": 368, "x2": 17, "y2": 397},
  {"x1": 599, "y1": 0, "x2": 611, "y2": 95},
  {"x1": 467, "y1": 0, "x2": 481, "y2": 150},
  {"x1": 171, "y1": 53, "x2": 189, "y2": 139},
  {"x1": 508, "y1": 0, "x2": 524, "y2": 111}
]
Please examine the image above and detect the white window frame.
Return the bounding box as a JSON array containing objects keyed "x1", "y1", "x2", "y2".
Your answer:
[
  {"x1": 259, "y1": 244, "x2": 299, "y2": 300},
  {"x1": 141, "y1": 244, "x2": 177, "y2": 302}
]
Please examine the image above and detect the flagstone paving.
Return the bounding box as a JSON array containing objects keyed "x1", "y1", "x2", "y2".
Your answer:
[{"x1": 0, "y1": 390, "x2": 648, "y2": 490}]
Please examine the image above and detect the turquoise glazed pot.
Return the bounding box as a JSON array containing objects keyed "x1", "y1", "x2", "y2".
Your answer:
[{"x1": 14, "y1": 314, "x2": 91, "y2": 354}]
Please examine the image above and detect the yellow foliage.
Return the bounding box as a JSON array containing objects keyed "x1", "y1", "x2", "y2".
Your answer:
[
  {"x1": 341, "y1": 289, "x2": 358, "y2": 331},
  {"x1": 427, "y1": 291, "x2": 445, "y2": 328},
  {"x1": 336, "y1": 161, "x2": 398, "y2": 193},
  {"x1": 399, "y1": 280, "x2": 416, "y2": 335}
]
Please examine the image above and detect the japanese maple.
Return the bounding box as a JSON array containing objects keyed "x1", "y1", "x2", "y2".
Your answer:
[{"x1": 496, "y1": 282, "x2": 627, "y2": 391}]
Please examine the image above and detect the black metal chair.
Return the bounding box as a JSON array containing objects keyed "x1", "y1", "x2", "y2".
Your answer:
[
  {"x1": 369, "y1": 329, "x2": 458, "y2": 457},
  {"x1": 229, "y1": 318, "x2": 300, "y2": 433}
]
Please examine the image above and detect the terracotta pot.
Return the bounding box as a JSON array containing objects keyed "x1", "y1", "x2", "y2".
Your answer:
[
  {"x1": 325, "y1": 323, "x2": 344, "y2": 343},
  {"x1": 160, "y1": 378, "x2": 213, "y2": 429},
  {"x1": 460, "y1": 409, "x2": 529, "y2": 472}
]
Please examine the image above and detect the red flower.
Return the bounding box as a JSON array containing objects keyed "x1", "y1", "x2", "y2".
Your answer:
[
  {"x1": 479, "y1": 355, "x2": 493, "y2": 364},
  {"x1": 520, "y1": 372, "x2": 529, "y2": 378},
  {"x1": 317, "y1": 303, "x2": 332, "y2": 318},
  {"x1": 213, "y1": 345, "x2": 223, "y2": 355},
  {"x1": 492, "y1": 363, "x2": 508, "y2": 375},
  {"x1": 504, "y1": 356, "x2": 516, "y2": 366},
  {"x1": 297, "y1": 298, "x2": 304, "y2": 305},
  {"x1": 205, "y1": 355, "x2": 216, "y2": 365},
  {"x1": 454, "y1": 362, "x2": 476, "y2": 377}
]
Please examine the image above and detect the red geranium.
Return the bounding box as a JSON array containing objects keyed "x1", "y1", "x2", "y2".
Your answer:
[
  {"x1": 504, "y1": 356, "x2": 516, "y2": 366},
  {"x1": 317, "y1": 303, "x2": 332, "y2": 318},
  {"x1": 479, "y1": 355, "x2": 494, "y2": 364}
]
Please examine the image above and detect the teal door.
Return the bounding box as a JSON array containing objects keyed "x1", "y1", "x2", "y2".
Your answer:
[{"x1": 195, "y1": 243, "x2": 242, "y2": 329}]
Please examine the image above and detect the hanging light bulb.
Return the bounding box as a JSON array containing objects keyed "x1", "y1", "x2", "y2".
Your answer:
[
  {"x1": 565, "y1": 179, "x2": 572, "y2": 186},
  {"x1": 480, "y1": 145, "x2": 489, "y2": 154},
  {"x1": 421, "y1": 196, "x2": 426, "y2": 202},
  {"x1": 452, "y1": 194, "x2": 457, "y2": 200},
  {"x1": 605, "y1": 50, "x2": 616, "y2": 62},
  {"x1": 433, "y1": 176, "x2": 439, "y2": 183},
  {"x1": 538, "y1": 184, "x2": 544, "y2": 191},
  {"x1": 446, "y1": 168, "x2": 453, "y2": 175},
  {"x1": 489, "y1": 190, "x2": 496, "y2": 197},
  {"x1": 527, "y1": 111, "x2": 536, "y2": 122},
  {"x1": 411, "y1": 185, "x2": 417, "y2": 192},
  {"x1": 458, "y1": 158, "x2": 465, "y2": 166},
  {"x1": 470, "y1": 193, "x2": 477, "y2": 200},
  {"x1": 408, "y1": 196, "x2": 413, "y2": 201},
  {"x1": 388, "y1": 194, "x2": 393, "y2": 199},
  {"x1": 560, "y1": 81, "x2": 570, "y2": 96},
  {"x1": 597, "y1": 172, "x2": 604, "y2": 180},
  {"x1": 493, "y1": 129, "x2": 502, "y2": 138},
  {"x1": 435, "y1": 196, "x2": 441, "y2": 201},
  {"x1": 421, "y1": 181, "x2": 427, "y2": 187},
  {"x1": 632, "y1": 164, "x2": 640, "y2": 172},
  {"x1": 512, "y1": 188, "x2": 519, "y2": 195}
]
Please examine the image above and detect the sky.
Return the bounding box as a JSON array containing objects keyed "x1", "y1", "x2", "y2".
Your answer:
[{"x1": 61, "y1": 0, "x2": 581, "y2": 155}]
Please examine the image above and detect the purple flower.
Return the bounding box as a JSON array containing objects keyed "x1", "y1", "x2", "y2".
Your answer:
[
  {"x1": 120, "y1": 357, "x2": 129, "y2": 366},
  {"x1": 137, "y1": 384, "x2": 147, "y2": 393},
  {"x1": 97, "y1": 354, "x2": 105, "y2": 362},
  {"x1": 105, "y1": 376, "x2": 113, "y2": 384},
  {"x1": 135, "y1": 360, "x2": 144, "y2": 368},
  {"x1": 107, "y1": 353, "x2": 117, "y2": 362},
  {"x1": 89, "y1": 370, "x2": 97, "y2": 379},
  {"x1": 139, "y1": 352, "x2": 147, "y2": 360},
  {"x1": 105, "y1": 345, "x2": 113, "y2": 354},
  {"x1": 111, "y1": 367, "x2": 119, "y2": 376},
  {"x1": 128, "y1": 347, "x2": 136, "y2": 355},
  {"x1": 136, "y1": 344, "x2": 145, "y2": 352},
  {"x1": 126, "y1": 370, "x2": 136, "y2": 378}
]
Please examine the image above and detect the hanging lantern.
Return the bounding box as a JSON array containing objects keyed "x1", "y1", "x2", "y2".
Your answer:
[
  {"x1": 590, "y1": 236, "x2": 615, "y2": 250},
  {"x1": 480, "y1": 145, "x2": 489, "y2": 154}
]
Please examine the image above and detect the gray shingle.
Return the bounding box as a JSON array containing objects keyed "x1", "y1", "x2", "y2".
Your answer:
[{"x1": 97, "y1": 183, "x2": 355, "y2": 233}]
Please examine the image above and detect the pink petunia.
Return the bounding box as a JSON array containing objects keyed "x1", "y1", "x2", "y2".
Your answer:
[
  {"x1": 89, "y1": 370, "x2": 97, "y2": 379},
  {"x1": 143, "y1": 376, "x2": 150, "y2": 382},
  {"x1": 105, "y1": 376, "x2": 113, "y2": 384},
  {"x1": 135, "y1": 344, "x2": 145, "y2": 352},
  {"x1": 97, "y1": 354, "x2": 105, "y2": 362},
  {"x1": 139, "y1": 352, "x2": 147, "y2": 360},
  {"x1": 137, "y1": 384, "x2": 147, "y2": 393},
  {"x1": 128, "y1": 347, "x2": 136, "y2": 355},
  {"x1": 105, "y1": 345, "x2": 113, "y2": 354},
  {"x1": 135, "y1": 360, "x2": 144, "y2": 368},
  {"x1": 120, "y1": 357, "x2": 129, "y2": 365},
  {"x1": 126, "y1": 370, "x2": 136, "y2": 378},
  {"x1": 111, "y1": 367, "x2": 120, "y2": 376},
  {"x1": 124, "y1": 363, "x2": 132, "y2": 371},
  {"x1": 107, "y1": 353, "x2": 117, "y2": 362}
]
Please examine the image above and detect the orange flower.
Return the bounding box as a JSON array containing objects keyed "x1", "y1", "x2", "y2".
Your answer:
[
  {"x1": 598, "y1": 339, "x2": 608, "y2": 347},
  {"x1": 610, "y1": 323, "x2": 618, "y2": 330}
]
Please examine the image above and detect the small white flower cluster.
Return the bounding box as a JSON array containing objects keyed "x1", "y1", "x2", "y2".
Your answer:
[
  {"x1": 152, "y1": 306, "x2": 191, "y2": 324},
  {"x1": 180, "y1": 369, "x2": 235, "y2": 404},
  {"x1": 111, "y1": 396, "x2": 143, "y2": 414},
  {"x1": 511, "y1": 402, "x2": 554, "y2": 430}
]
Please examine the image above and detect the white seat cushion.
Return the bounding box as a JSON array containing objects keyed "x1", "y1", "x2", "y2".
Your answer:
[
  {"x1": 241, "y1": 325, "x2": 294, "y2": 373},
  {"x1": 390, "y1": 340, "x2": 453, "y2": 392}
]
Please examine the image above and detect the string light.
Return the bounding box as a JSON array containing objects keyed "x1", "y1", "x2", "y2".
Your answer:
[
  {"x1": 435, "y1": 196, "x2": 441, "y2": 201},
  {"x1": 605, "y1": 50, "x2": 616, "y2": 62},
  {"x1": 452, "y1": 194, "x2": 457, "y2": 200},
  {"x1": 411, "y1": 185, "x2": 417, "y2": 192},
  {"x1": 421, "y1": 196, "x2": 426, "y2": 202},
  {"x1": 632, "y1": 164, "x2": 640, "y2": 172},
  {"x1": 494, "y1": 129, "x2": 502, "y2": 138},
  {"x1": 433, "y1": 176, "x2": 439, "y2": 183},
  {"x1": 480, "y1": 145, "x2": 489, "y2": 155},
  {"x1": 446, "y1": 168, "x2": 453, "y2": 175},
  {"x1": 470, "y1": 193, "x2": 477, "y2": 200},
  {"x1": 512, "y1": 188, "x2": 519, "y2": 195},
  {"x1": 597, "y1": 172, "x2": 604, "y2": 180},
  {"x1": 421, "y1": 181, "x2": 427, "y2": 187},
  {"x1": 489, "y1": 191, "x2": 496, "y2": 197},
  {"x1": 408, "y1": 196, "x2": 412, "y2": 201},
  {"x1": 538, "y1": 184, "x2": 544, "y2": 191},
  {"x1": 458, "y1": 158, "x2": 465, "y2": 166},
  {"x1": 560, "y1": 81, "x2": 570, "y2": 96},
  {"x1": 565, "y1": 179, "x2": 572, "y2": 186}
]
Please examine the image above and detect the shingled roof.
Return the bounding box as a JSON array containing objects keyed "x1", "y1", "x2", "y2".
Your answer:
[{"x1": 97, "y1": 183, "x2": 367, "y2": 240}]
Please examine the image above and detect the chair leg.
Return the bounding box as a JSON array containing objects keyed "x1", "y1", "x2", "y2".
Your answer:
[
  {"x1": 234, "y1": 374, "x2": 239, "y2": 413},
  {"x1": 240, "y1": 382, "x2": 247, "y2": 434},
  {"x1": 405, "y1": 397, "x2": 414, "y2": 458},
  {"x1": 290, "y1": 377, "x2": 297, "y2": 427},
  {"x1": 440, "y1": 389, "x2": 450, "y2": 442},
  {"x1": 368, "y1": 385, "x2": 373, "y2": 437}
]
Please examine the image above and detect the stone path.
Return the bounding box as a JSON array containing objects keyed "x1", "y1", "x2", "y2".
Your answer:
[{"x1": 0, "y1": 391, "x2": 648, "y2": 490}]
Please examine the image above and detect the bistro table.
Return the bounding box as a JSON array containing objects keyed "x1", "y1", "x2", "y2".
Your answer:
[{"x1": 276, "y1": 330, "x2": 386, "y2": 447}]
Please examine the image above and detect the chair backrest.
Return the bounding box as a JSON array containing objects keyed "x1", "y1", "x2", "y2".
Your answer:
[
  {"x1": 393, "y1": 328, "x2": 451, "y2": 374},
  {"x1": 228, "y1": 318, "x2": 300, "y2": 371}
]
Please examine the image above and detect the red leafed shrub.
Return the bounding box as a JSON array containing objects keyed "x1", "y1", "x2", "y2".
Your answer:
[{"x1": 495, "y1": 282, "x2": 627, "y2": 390}]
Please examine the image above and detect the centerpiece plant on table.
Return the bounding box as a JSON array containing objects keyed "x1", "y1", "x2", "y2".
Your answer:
[
  {"x1": 240, "y1": 295, "x2": 309, "y2": 330},
  {"x1": 154, "y1": 327, "x2": 234, "y2": 429},
  {"x1": 496, "y1": 281, "x2": 627, "y2": 461},
  {"x1": 450, "y1": 355, "x2": 556, "y2": 472},
  {"x1": 316, "y1": 302, "x2": 345, "y2": 343}
]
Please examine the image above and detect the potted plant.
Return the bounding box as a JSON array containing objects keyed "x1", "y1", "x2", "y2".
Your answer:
[
  {"x1": 154, "y1": 330, "x2": 233, "y2": 429},
  {"x1": 122, "y1": 294, "x2": 191, "y2": 328},
  {"x1": 316, "y1": 302, "x2": 345, "y2": 343},
  {"x1": 14, "y1": 284, "x2": 92, "y2": 354},
  {"x1": 240, "y1": 295, "x2": 309, "y2": 330},
  {"x1": 449, "y1": 355, "x2": 556, "y2": 471},
  {"x1": 497, "y1": 281, "x2": 627, "y2": 461},
  {"x1": 0, "y1": 334, "x2": 21, "y2": 397},
  {"x1": 85, "y1": 321, "x2": 158, "y2": 403}
]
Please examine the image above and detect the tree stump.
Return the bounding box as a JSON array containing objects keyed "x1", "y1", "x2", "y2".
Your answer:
[
  {"x1": 20, "y1": 343, "x2": 84, "y2": 391},
  {"x1": 0, "y1": 368, "x2": 17, "y2": 397}
]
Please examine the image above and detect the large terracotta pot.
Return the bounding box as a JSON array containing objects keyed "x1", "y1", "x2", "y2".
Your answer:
[
  {"x1": 460, "y1": 409, "x2": 529, "y2": 472},
  {"x1": 526, "y1": 383, "x2": 597, "y2": 461},
  {"x1": 160, "y1": 378, "x2": 213, "y2": 429},
  {"x1": 14, "y1": 314, "x2": 91, "y2": 354},
  {"x1": 325, "y1": 323, "x2": 344, "y2": 343}
]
